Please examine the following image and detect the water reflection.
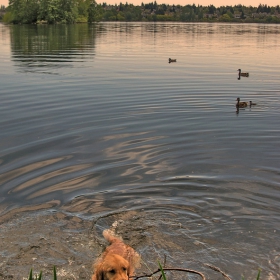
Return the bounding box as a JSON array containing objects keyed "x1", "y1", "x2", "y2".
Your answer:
[
  {"x1": 10, "y1": 24, "x2": 97, "y2": 74},
  {"x1": 1, "y1": 22, "x2": 280, "y2": 279},
  {"x1": 103, "y1": 132, "x2": 171, "y2": 179}
]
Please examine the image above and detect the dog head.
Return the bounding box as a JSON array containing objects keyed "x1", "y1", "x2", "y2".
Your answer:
[{"x1": 93, "y1": 254, "x2": 130, "y2": 280}]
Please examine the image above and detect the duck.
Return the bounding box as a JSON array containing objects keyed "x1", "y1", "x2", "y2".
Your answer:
[
  {"x1": 237, "y1": 69, "x2": 249, "y2": 77},
  {"x1": 169, "y1": 58, "x2": 176, "y2": 63},
  {"x1": 236, "y1": 97, "x2": 248, "y2": 108},
  {"x1": 249, "y1": 101, "x2": 256, "y2": 107}
]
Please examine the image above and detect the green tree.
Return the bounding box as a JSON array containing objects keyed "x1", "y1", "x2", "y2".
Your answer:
[
  {"x1": 103, "y1": 8, "x2": 116, "y2": 21},
  {"x1": 208, "y1": 4, "x2": 216, "y2": 14},
  {"x1": 220, "y1": 13, "x2": 231, "y2": 21},
  {"x1": 226, "y1": 10, "x2": 233, "y2": 18},
  {"x1": 59, "y1": 0, "x2": 78, "y2": 23},
  {"x1": 117, "y1": 12, "x2": 125, "y2": 20},
  {"x1": 125, "y1": 11, "x2": 132, "y2": 21},
  {"x1": 198, "y1": 10, "x2": 203, "y2": 20},
  {"x1": 8, "y1": 0, "x2": 24, "y2": 23},
  {"x1": 25, "y1": 0, "x2": 39, "y2": 23},
  {"x1": 38, "y1": 0, "x2": 60, "y2": 23},
  {"x1": 88, "y1": 0, "x2": 98, "y2": 22},
  {"x1": 76, "y1": 0, "x2": 89, "y2": 22},
  {"x1": 156, "y1": 8, "x2": 164, "y2": 15}
]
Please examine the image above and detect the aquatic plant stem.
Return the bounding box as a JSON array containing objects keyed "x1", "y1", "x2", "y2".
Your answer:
[{"x1": 132, "y1": 267, "x2": 206, "y2": 280}]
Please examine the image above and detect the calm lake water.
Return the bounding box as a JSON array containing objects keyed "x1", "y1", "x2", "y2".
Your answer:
[{"x1": 0, "y1": 22, "x2": 280, "y2": 279}]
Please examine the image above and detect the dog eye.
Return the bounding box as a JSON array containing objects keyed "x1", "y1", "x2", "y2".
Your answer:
[
  {"x1": 122, "y1": 267, "x2": 127, "y2": 271},
  {"x1": 109, "y1": 269, "x2": 115, "y2": 274}
]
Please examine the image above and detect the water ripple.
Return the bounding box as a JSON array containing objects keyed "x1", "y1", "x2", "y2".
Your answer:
[{"x1": 1, "y1": 22, "x2": 280, "y2": 279}]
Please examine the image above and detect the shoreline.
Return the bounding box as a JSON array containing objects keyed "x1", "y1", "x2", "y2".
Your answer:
[{"x1": 0, "y1": 209, "x2": 97, "y2": 279}]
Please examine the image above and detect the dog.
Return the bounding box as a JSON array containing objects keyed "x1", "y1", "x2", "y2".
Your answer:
[{"x1": 92, "y1": 229, "x2": 140, "y2": 280}]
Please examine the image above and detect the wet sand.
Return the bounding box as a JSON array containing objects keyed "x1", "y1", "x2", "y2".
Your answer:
[
  {"x1": 0, "y1": 208, "x2": 228, "y2": 280},
  {"x1": 0, "y1": 210, "x2": 97, "y2": 279}
]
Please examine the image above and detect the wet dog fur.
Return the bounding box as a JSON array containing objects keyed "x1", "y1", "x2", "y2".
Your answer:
[{"x1": 92, "y1": 229, "x2": 140, "y2": 280}]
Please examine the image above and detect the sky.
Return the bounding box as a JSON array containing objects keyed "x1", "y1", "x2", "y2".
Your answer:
[{"x1": 1, "y1": 0, "x2": 279, "y2": 8}]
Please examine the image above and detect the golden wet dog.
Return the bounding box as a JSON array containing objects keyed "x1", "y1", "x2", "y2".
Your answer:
[{"x1": 92, "y1": 229, "x2": 140, "y2": 280}]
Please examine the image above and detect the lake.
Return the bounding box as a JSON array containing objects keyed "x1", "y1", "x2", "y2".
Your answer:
[{"x1": 0, "y1": 22, "x2": 279, "y2": 280}]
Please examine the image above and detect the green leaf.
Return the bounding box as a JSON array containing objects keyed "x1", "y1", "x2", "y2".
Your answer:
[
  {"x1": 28, "y1": 269, "x2": 33, "y2": 280},
  {"x1": 256, "y1": 269, "x2": 261, "y2": 280},
  {"x1": 53, "y1": 266, "x2": 57, "y2": 280},
  {"x1": 38, "y1": 271, "x2": 43, "y2": 280},
  {"x1": 158, "y1": 261, "x2": 167, "y2": 280}
]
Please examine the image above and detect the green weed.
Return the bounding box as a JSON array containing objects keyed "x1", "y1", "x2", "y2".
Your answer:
[
  {"x1": 242, "y1": 269, "x2": 261, "y2": 280},
  {"x1": 28, "y1": 267, "x2": 56, "y2": 280},
  {"x1": 28, "y1": 269, "x2": 42, "y2": 280},
  {"x1": 158, "y1": 261, "x2": 167, "y2": 280}
]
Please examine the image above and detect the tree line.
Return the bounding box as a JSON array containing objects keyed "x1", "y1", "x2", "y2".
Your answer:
[
  {"x1": 2, "y1": 1, "x2": 280, "y2": 24},
  {"x1": 2, "y1": 0, "x2": 103, "y2": 23}
]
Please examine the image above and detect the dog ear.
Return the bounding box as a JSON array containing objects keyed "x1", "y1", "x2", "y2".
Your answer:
[
  {"x1": 93, "y1": 263, "x2": 104, "y2": 280},
  {"x1": 127, "y1": 264, "x2": 132, "y2": 278}
]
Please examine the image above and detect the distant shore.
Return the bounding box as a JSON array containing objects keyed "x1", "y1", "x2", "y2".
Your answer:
[{"x1": 1, "y1": 2, "x2": 280, "y2": 24}]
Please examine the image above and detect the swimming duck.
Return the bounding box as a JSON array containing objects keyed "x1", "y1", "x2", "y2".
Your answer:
[
  {"x1": 249, "y1": 101, "x2": 256, "y2": 107},
  {"x1": 169, "y1": 58, "x2": 176, "y2": 63},
  {"x1": 236, "y1": 97, "x2": 248, "y2": 108},
  {"x1": 237, "y1": 69, "x2": 249, "y2": 77}
]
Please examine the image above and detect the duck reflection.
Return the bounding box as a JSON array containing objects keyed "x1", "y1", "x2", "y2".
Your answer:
[{"x1": 236, "y1": 107, "x2": 239, "y2": 114}]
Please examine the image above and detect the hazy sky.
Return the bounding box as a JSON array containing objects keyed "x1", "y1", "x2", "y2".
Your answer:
[{"x1": 1, "y1": 0, "x2": 279, "y2": 8}]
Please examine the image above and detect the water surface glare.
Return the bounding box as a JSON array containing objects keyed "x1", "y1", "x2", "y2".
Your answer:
[{"x1": 0, "y1": 22, "x2": 280, "y2": 279}]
